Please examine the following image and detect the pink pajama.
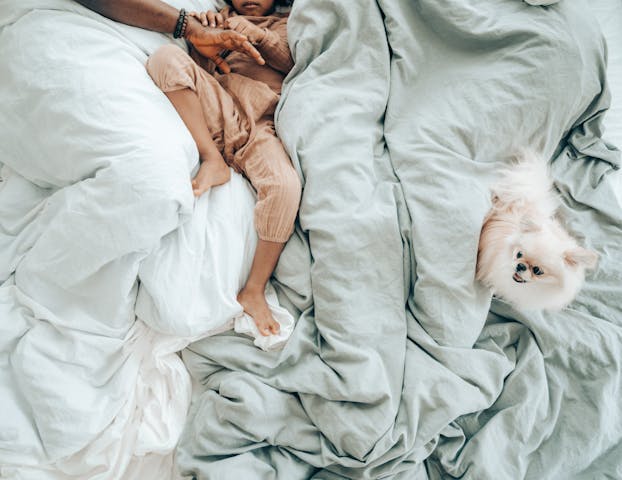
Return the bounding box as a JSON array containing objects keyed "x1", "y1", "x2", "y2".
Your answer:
[{"x1": 146, "y1": 44, "x2": 301, "y2": 243}]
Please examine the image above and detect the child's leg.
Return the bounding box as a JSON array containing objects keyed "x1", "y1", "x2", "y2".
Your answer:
[
  {"x1": 164, "y1": 89, "x2": 230, "y2": 196},
  {"x1": 236, "y1": 122, "x2": 302, "y2": 336},
  {"x1": 146, "y1": 45, "x2": 234, "y2": 196},
  {"x1": 237, "y1": 239, "x2": 285, "y2": 335}
]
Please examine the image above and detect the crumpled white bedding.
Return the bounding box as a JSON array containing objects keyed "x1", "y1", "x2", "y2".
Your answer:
[{"x1": 0, "y1": 1, "x2": 293, "y2": 478}]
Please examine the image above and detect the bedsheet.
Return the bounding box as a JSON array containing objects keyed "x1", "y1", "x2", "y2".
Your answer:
[
  {"x1": 178, "y1": 0, "x2": 622, "y2": 479},
  {"x1": 0, "y1": 0, "x2": 621, "y2": 479}
]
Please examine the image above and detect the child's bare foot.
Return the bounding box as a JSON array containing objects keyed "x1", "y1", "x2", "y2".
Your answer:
[
  {"x1": 237, "y1": 287, "x2": 280, "y2": 336},
  {"x1": 192, "y1": 158, "x2": 231, "y2": 196}
]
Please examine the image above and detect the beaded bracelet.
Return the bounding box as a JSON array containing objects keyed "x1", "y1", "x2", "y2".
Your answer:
[
  {"x1": 173, "y1": 9, "x2": 188, "y2": 38},
  {"x1": 180, "y1": 14, "x2": 188, "y2": 38}
]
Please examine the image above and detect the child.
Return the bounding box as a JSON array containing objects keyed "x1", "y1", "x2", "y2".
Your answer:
[{"x1": 146, "y1": 0, "x2": 300, "y2": 337}]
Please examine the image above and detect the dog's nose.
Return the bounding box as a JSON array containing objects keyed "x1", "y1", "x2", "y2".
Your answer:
[{"x1": 516, "y1": 263, "x2": 527, "y2": 272}]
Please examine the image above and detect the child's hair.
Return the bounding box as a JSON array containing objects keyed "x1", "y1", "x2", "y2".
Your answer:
[{"x1": 223, "y1": 0, "x2": 294, "y2": 6}]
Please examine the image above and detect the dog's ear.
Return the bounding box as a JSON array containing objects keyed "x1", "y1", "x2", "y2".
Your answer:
[
  {"x1": 520, "y1": 217, "x2": 540, "y2": 233},
  {"x1": 564, "y1": 247, "x2": 599, "y2": 269}
]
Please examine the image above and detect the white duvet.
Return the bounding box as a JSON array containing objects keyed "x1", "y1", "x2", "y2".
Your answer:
[{"x1": 0, "y1": 1, "x2": 292, "y2": 478}]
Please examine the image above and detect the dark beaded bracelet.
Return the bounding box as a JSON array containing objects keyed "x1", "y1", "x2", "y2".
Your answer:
[
  {"x1": 180, "y1": 15, "x2": 189, "y2": 38},
  {"x1": 173, "y1": 8, "x2": 187, "y2": 38}
]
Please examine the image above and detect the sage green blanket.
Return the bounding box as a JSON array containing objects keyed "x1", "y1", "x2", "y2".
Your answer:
[{"x1": 178, "y1": 1, "x2": 622, "y2": 478}]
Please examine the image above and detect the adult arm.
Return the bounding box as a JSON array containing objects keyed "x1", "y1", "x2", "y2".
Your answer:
[{"x1": 74, "y1": 0, "x2": 265, "y2": 71}]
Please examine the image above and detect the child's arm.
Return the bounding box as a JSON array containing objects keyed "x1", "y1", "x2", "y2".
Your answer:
[{"x1": 225, "y1": 17, "x2": 293, "y2": 74}]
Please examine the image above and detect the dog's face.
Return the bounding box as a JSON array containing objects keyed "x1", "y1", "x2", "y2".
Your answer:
[
  {"x1": 510, "y1": 231, "x2": 566, "y2": 287},
  {"x1": 478, "y1": 217, "x2": 598, "y2": 310}
]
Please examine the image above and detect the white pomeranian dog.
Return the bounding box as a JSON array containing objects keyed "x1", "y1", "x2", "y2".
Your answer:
[{"x1": 476, "y1": 153, "x2": 598, "y2": 311}]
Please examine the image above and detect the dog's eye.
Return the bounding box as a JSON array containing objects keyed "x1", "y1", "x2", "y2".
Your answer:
[
  {"x1": 533, "y1": 266, "x2": 544, "y2": 276},
  {"x1": 516, "y1": 251, "x2": 523, "y2": 259}
]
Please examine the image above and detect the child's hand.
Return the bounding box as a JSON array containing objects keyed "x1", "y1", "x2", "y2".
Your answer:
[
  {"x1": 224, "y1": 16, "x2": 266, "y2": 45},
  {"x1": 189, "y1": 7, "x2": 237, "y2": 28}
]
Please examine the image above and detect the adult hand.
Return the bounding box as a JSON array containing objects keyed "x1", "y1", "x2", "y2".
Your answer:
[
  {"x1": 224, "y1": 16, "x2": 266, "y2": 45},
  {"x1": 188, "y1": 6, "x2": 237, "y2": 28},
  {"x1": 185, "y1": 21, "x2": 265, "y2": 73}
]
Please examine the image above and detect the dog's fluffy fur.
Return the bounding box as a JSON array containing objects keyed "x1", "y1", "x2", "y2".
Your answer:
[{"x1": 476, "y1": 154, "x2": 598, "y2": 311}]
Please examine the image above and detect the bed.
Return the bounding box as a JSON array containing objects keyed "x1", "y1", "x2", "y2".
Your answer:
[{"x1": 0, "y1": 0, "x2": 620, "y2": 479}]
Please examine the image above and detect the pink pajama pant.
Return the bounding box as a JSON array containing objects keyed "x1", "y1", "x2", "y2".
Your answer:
[{"x1": 146, "y1": 45, "x2": 301, "y2": 243}]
